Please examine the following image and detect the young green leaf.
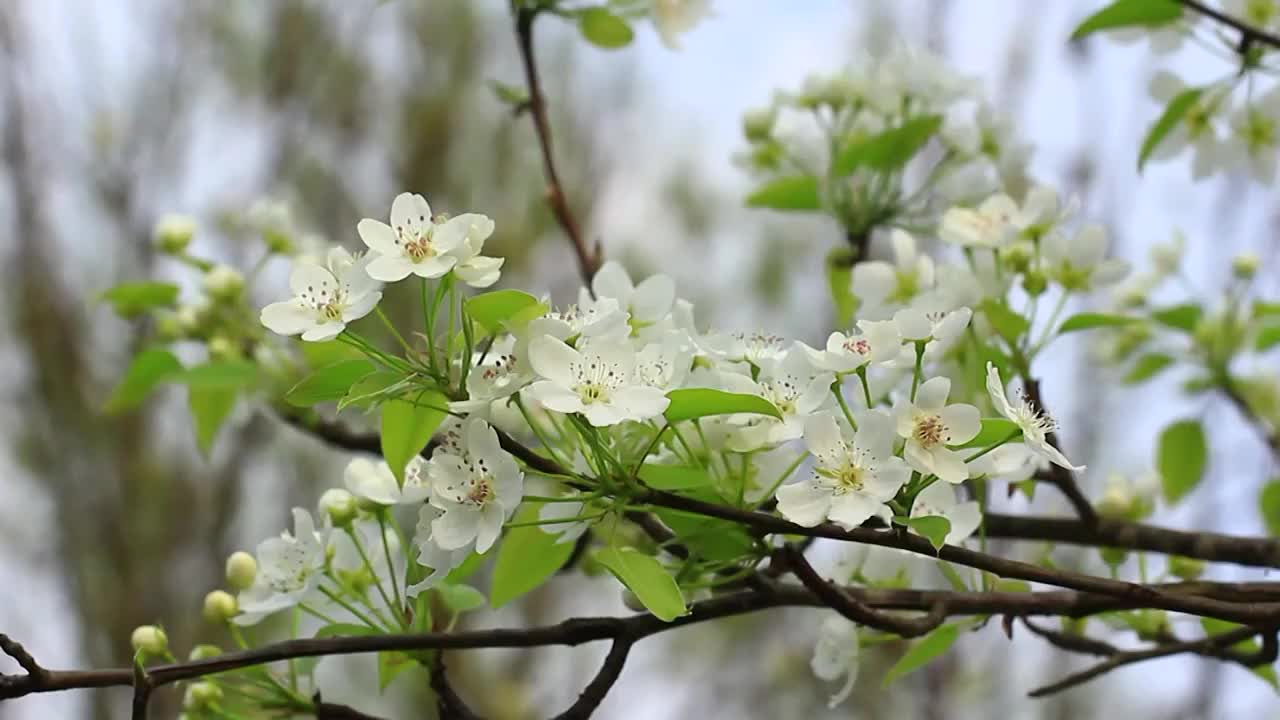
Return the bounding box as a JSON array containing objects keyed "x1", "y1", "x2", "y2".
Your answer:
[
  {"x1": 438, "y1": 583, "x2": 487, "y2": 614},
  {"x1": 745, "y1": 175, "x2": 821, "y2": 211},
  {"x1": 99, "y1": 282, "x2": 180, "y2": 318},
  {"x1": 1199, "y1": 618, "x2": 1279, "y2": 688},
  {"x1": 882, "y1": 624, "x2": 960, "y2": 687},
  {"x1": 1123, "y1": 353, "x2": 1175, "y2": 384},
  {"x1": 594, "y1": 547, "x2": 686, "y2": 621},
  {"x1": 179, "y1": 361, "x2": 260, "y2": 390},
  {"x1": 104, "y1": 348, "x2": 184, "y2": 413},
  {"x1": 1150, "y1": 303, "x2": 1202, "y2": 332},
  {"x1": 465, "y1": 289, "x2": 547, "y2": 335},
  {"x1": 1138, "y1": 87, "x2": 1203, "y2": 171},
  {"x1": 664, "y1": 388, "x2": 782, "y2": 423},
  {"x1": 1058, "y1": 312, "x2": 1140, "y2": 333},
  {"x1": 578, "y1": 7, "x2": 634, "y2": 49},
  {"x1": 1070, "y1": 0, "x2": 1182, "y2": 40},
  {"x1": 380, "y1": 391, "x2": 448, "y2": 484},
  {"x1": 189, "y1": 386, "x2": 238, "y2": 455},
  {"x1": 1256, "y1": 325, "x2": 1280, "y2": 352},
  {"x1": 377, "y1": 651, "x2": 414, "y2": 691},
  {"x1": 834, "y1": 114, "x2": 942, "y2": 175},
  {"x1": 959, "y1": 418, "x2": 1021, "y2": 448},
  {"x1": 1156, "y1": 419, "x2": 1207, "y2": 503},
  {"x1": 338, "y1": 371, "x2": 410, "y2": 411},
  {"x1": 1258, "y1": 480, "x2": 1280, "y2": 536},
  {"x1": 654, "y1": 505, "x2": 756, "y2": 561},
  {"x1": 490, "y1": 504, "x2": 577, "y2": 608},
  {"x1": 895, "y1": 515, "x2": 951, "y2": 552},
  {"x1": 980, "y1": 299, "x2": 1031, "y2": 344},
  {"x1": 637, "y1": 463, "x2": 712, "y2": 491},
  {"x1": 285, "y1": 360, "x2": 376, "y2": 407},
  {"x1": 314, "y1": 623, "x2": 377, "y2": 638}
]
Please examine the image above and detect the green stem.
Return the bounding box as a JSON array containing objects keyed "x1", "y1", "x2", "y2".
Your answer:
[
  {"x1": 422, "y1": 278, "x2": 438, "y2": 373},
  {"x1": 910, "y1": 340, "x2": 927, "y2": 402},
  {"x1": 831, "y1": 380, "x2": 859, "y2": 431},
  {"x1": 631, "y1": 423, "x2": 671, "y2": 479},
  {"x1": 855, "y1": 366, "x2": 874, "y2": 408},
  {"x1": 513, "y1": 394, "x2": 571, "y2": 469},
  {"x1": 963, "y1": 429, "x2": 1023, "y2": 463},
  {"x1": 374, "y1": 307, "x2": 414, "y2": 355},
  {"x1": 318, "y1": 584, "x2": 392, "y2": 633},
  {"x1": 503, "y1": 512, "x2": 606, "y2": 529},
  {"x1": 748, "y1": 451, "x2": 809, "y2": 510},
  {"x1": 338, "y1": 530, "x2": 401, "y2": 627},
  {"x1": 377, "y1": 512, "x2": 406, "y2": 622}
]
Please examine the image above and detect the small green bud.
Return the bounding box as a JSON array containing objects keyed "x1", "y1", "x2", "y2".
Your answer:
[
  {"x1": 1232, "y1": 252, "x2": 1259, "y2": 280},
  {"x1": 188, "y1": 644, "x2": 223, "y2": 661},
  {"x1": 153, "y1": 214, "x2": 196, "y2": 254},
  {"x1": 203, "y1": 265, "x2": 245, "y2": 302},
  {"x1": 1168, "y1": 555, "x2": 1205, "y2": 580},
  {"x1": 1099, "y1": 546, "x2": 1128, "y2": 568},
  {"x1": 742, "y1": 107, "x2": 776, "y2": 143},
  {"x1": 130, "y1": 625, "x2": 168, "y2": 656},
  {"x1": 184, "y1": 682, "x2": 223, "y2": 709},
  {"x1": 1095, "y1": 484, "x2": 1135, "y2": 520},
  {"x1": 206, "y1": 336, "x2": 240, "y2": 362},
  {"x1": 999, "y1": 242, "x2": 1034, "y2": 274},
  {"x1": 155, "y1": 313, "x2": 184, "y2": 342},
  {"x1": 264, "y1": 229, "x2": 295, "y2": 255},
  {"x1": 225, "y1": 551, "x2": 257, "y2": 591},
  {"x1": 202, "y1": 590, "x2": 238, "y2": 623},
  {"x1": 319, "y1": 488, "x2": 359, "y2": 527},
  {"x1": 1021, "y1": 269, "x2": 1048, "y2": 297}
]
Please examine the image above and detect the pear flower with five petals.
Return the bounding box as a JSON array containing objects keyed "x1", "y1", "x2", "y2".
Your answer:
[
  {"x1": 985, "y1": 362, "x2": 1084, "y2": 471},
  {"x1": 525, "y1": 335, "x2": 670, "y2": 426},
  {"x1": 427, "y1": 419, "x2": 523, "y2": 554},
  {"x1": 775, "y1": 411, "x2": 911, "y2": 529},
  {"x1": 908, "y1": 480, "x2": 982, "y2": 545},
  {"x1": 357, "y1": 192, "x2": 492, "y2": 283},
  {"x1": 343, "y1": 455, "x2": 431, "y2": 506},
  {"x1": 894, "y1": 377, "x2": 981, "y2": 483},
  {"x1": 260, "y1": 247, "x2": 382, "y2": 341},
  {"x1": 234, "y1": 509, "x2": 329, "y2": 625}
]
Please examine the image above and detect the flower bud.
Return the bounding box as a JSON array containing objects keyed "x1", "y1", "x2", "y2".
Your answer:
[
  {"x1": 319, "y1": 488, "x2": 359, "y2": 527},
  {"x1": 1021, "y1": 269, "x2": 1048, "y2": 297},
  {"x1": 206, "y1": 336, "x2": 240, "y2": 362},
  {"x1": 154, "y1": 313, "x2": 184, "y2": 342},
  {"x1": 1232, "y1": 252, "x2": 1259, "y2": 280},
  {"x1": 1098, "y1": 546, "x2": 1128, "y2": 568},
  {"x1": 742, "y1": 107, "x2": 776, "y2": 143},
  {"x1": 153, "y1": 214, "x2": 196, "y2": 254},
  {"x1": 130, "y1": 625, "x2": 168, "y2": 656},
  {"x1": 1095, "y1": 484, "x2": 1135, "y2": 520},
  {"x1": 225, "y1": 551, "x2": 257, "y2": 591},
  {"x1": 203, "y1": 265, "x2": 245, "y2": 302},
  {"x1": 264, "y1": 228, "x2": 295, "y2": 255},
  {"x1": 202, "y1": 590, "x2": 238, "y2": 623},
  {"x1": 188, "y1": 644, "x2": 222, "y2": 661},
  {"x1": 184, "y1": 681, "x2": 223, "y2": 709},
  {"x1": 1168, "y1": 555, "x2": 1205, "y2": 580},
  {"x1": 999, "y1": 242, "x2": 1034, "y2": 274}
]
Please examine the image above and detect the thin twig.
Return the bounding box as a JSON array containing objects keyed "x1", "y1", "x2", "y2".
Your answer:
[
  {"x1": 552, "y1": 637, "x2": 634, "y2": 720},
  {"x1": 429, "y1": 654, "x2": 482, "y2": 720},
  {"x1": 783, "y1": 547, "x2": 947, "y2": 638},
  {"x1": 1176, "y1": 0, "x2": 1280, "y2": 51}
]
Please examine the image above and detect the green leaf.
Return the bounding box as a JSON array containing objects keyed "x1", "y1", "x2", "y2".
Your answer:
[
  {"x1": 994, "y1": 579, "x2": 1031, "y2": 593},
  {"x1": 338, "y1": 371, "x2": 411, "y2": 411},
  {"x1": 99, "y1": 282, "x2": 180, "y2": 318},
  {"x1": 936, "y1": 561, "x2": 970, "y2": 592},
  {"x1": 189, "y1": 386, "x2": 237, "y2": 455},
  {"x1": 314, "y1": 623, "x2": 377, "y2": 638},
  {"x1": 1256, "y1": 324, "x2": 1280, "y2": 352},
  {"x1": 300, "y1": 339, "x2": 366, "y2": 368},
  {"x1": 1124, "y1": 353, "x2": 1175, "y2": 384},
  {"x1": 104, "y1": 348, "x2": 183, "y2": 413},
  {"x1": 465, "y1": 289, "x2": 547, "y2": 335},
  {"x1": 834, "y1": 114, "x2": 942, "y2": 175},
  {"x1": 490, "y1": 503, "x2": 577, "y2": 608},
  {"x1": 1058, "y1": 312, "x2": 1140, "y2": 333},
  {"x1": 1150, "y1": 303, "x2": 1202, "y2": 332},
  {"x1": 1199, "y1": 618, "x2": 1279, "y2": 689},
  {"x1": 1138, "y1": 87, "x2": 1203, "y2": 171},
  {"x1": 826, "y1": 248, "x2": 857, "y2": 328},
  {"x1": 663, "y1": 388, "x2": 782, "y2": 423},
  {"x1": 959, "y1": 418, "x2": 1022, "y2": 449},
  {"x1": 637, "y1": 463, "x2": 711, "y2": 491},
  {"x1": 285, "y1": 360, "x2": 376, "y2": 408},
  {"x1": 1156, "y1": 419, "x2": 1207, "y2": 503},
  {"x1": 578, "y1": 7, "x2": 634, "y2": 48},
  {"x1": 980, "y1": 299, "x2": 1031, "y2": 344},
  {"x1": 882, "y1": 624, "x2": 960, "y2": 687},
  {"x1": 1071, "y1": 0, "x2": 1182, "y2": 40},
  {"x1": 745, "y1": 175, "x2": 821, "y2": 211},
  {"x1": 380, "y1": 391, "x2": 448, "y2": 485},
  {"x1": 1254, "y1": 301, "x2": 1280, "y2": 319},
  {"x1": 653, "y1": 506, "x2": 756, "y2": 561},
  {"x1": 377, "y1": 651, "x2": 414, "y2": 691},
  {"x1": 179, "y1": 361, "x2": 259, "y2": 389},
  {"x1": 488, "y1": 79, "x2": 529, "y2": 107},
  {"x1": 594, "y1": 547, "x2": 686, "y2": 621},
  {"x1": 1259, "y1": 480, "x2": 1280, "y2": 536},
  {"x1": 896, "y1": 515, "x2": 951, "y2": 552},
  {"x1": 438, "y1": 583, "x2": 486, "y2": 614}
]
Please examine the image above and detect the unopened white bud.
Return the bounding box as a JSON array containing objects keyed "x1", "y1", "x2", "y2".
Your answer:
[
  {"x1": 742, "y1": 107, "x2": 775, "y2": 142},
  {"x1": 188, "y1": 644, "x2": 222, "y2": 661},
  {"x1": 184, "y1": 682, "x2": 223, "y2": 709},
  {"x1": 319, "y1": 488, "x2": 359, "y2": 527},
  {"x1": 202, "y1": 590, "x2": 238, "y2": 623},
  {"x1": 130, "y1": 625, "x2": 168, "y2": 656},
  {"x1": 1232, "y1": 252, "x2": 1259, "y2": 280},
  {"x1": 203, "y1": 265, "x2": 245, "y2": 301},
  {"x1": 225, "y1": 551, "x2": 257, "y2": 591},
  {"x1": 153, "y1": 214, "x2": 196, "y2": 254}
]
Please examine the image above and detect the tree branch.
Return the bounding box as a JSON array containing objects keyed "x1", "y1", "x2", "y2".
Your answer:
[
  {"x1": 429, "y1": 655, "x2": 482, "y2": 720},
  {"x1": 552, "y1": 637, "x2": 634, "y2": 720},
  {"x1": 1176, "y1": 0, "x2": 1280, "y2": 52},
  {"x1": 781, "y1": 547, "x2": 947, "y2": 637},
  {"x1": 514, "y1": 6, "x2": 600, "y2": 286}
]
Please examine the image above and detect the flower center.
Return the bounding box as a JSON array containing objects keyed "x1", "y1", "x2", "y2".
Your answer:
[
  {"x1": 571, "y1": 357, "x2": 623, "y2": 405},
  {"x1": 842, "y1": 337, "x2": 871, "y2": 356},
  {"x1": 466, "y1": 477, "x2": 493, "y2": 505},
  {"x1": 913, "y1": 414, "x2": 947, "y2": 448},
  {"x1": 576, "y1": 382, "x2": 610, "y2": 404}
]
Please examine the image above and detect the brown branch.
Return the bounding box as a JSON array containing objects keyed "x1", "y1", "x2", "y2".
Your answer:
[
  {"x1": 313, "y1": 692, "x2": 389, "y2": 720},
  {"x1": 429, "y1": 655, "x2": 482, "y2": 720},
  {"x1": 514, "y1": 6, "x2": 600, "y2": 286},
  {"x1": 782, "y1": 547, "x2": 947, "y2": 638},
  {"x1": 1021, "y1": 377, "x2": 1097, "y2": 524},
  {"x1": 552, "y1": 637, "x2": 634, "y2": 720},
  {"x1": 1175, "y1": 0, "x2": 1280, "y2": 51},
  {"x1": 1021, "y1": 619, "x2": 1119, "y2": 656}
]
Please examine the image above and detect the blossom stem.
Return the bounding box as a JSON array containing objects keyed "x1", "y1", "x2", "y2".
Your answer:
[
  {"x1": 336, "y1": 531, "x2": 401, "y2": 628},
  {"x1": 831, "y1": 381, "x2": 859, "y2": 431},
  {"x1": 748, "y1": 451, "x2": 808, "y2": 511},
  {"x1": 963, "y1": 429, "x2": 1023, "y2": 463},
  {"x1": 377, "y1": 513, "x2": 407, "y2": 624},
  {"x1": 297, "y1": 603, "x2": 340, "y2": 626},
  {"x1": 503, "y1": 513, "x2": 606, "y2": 529},
  {"x1": 910, "y1": 341, "x2": 927, "y2": 402},
  {"x1": 855, "y1": 366, "x2": 874, "y2": 408},
  {"x1": 422, "y1": 278, "x2": 438, "y2": 373},
  {"x1": 631, "y1": 423, "x2": 671, "y2": 480},
  {"x1": 522, "y1": 492, "x2": 603, "y2": 503},
  {"x1": 318, "y1": 585, "x2": 394, "y2": 634},
  {"x1": 512, "y1": 395, "x2": 571, "y2": 470},
  {"x1": 374, "y1": 307, "x2": 414, "y2": 356}
]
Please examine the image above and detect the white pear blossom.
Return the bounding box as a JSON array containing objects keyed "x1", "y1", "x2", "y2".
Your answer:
[
  {"x1": 357, "y1": 192, "x2": 492, "y2": 282},
  {"x1": 651, "y1": 0, "x2": 712, "y2": 50},
  {"x1": 723, "y1": 348, "x2": 833, "y2": 450},
  {"x1": 939, "y1": 186, "x2": 1062, "y2": 248},
  {"x1": 450, "y1": 335, "x2": 534, "y2": 416},
  {"x1": 526, "y1": 336, "x2": 669, "y2": 426},
  {"x1": 260, "y1": 247, "x2": 382, "y2": 341},
  {"x1": 700, "y1": 330, "x2": 788, "y2": 367},
  {"x1": 634, "y1": 332, "x2": 695, "y2": 390},
  {"x1": 428, "y1": 419, "x2": 524, "y2": 553},
  {"x1": 408, "y1": 505, "x2": 473, "y2": 596},
  {"x1": 803, "y1": 319, "x2": 902, "y2": 374},
  {"x1": 851, "y1": 230, "x2": 935, "y2": 318},
  {"x1": 343, "y1": 455, "x2": 431, "y2": 506},
  {"x1": 1041, "y1": 224, "x2": 1130, "y2": 291},
  {"x1": 234, "y1": 509, "x2": 329, "y2": 625},
  {"x1": 967, "y1": 442, "x2": 1043, "y2": 484},
  {"x1": 450, "y1": 215, "x2": 505, "y2": 288},
  {"x1": 894, "y1": 377, "x2": 981, "y2": 484},
  {"x1": 893, "y1": 305, "x2": 972, "y2": 344},
  {"x1": 776, "y1": 412, "x2": 910, "y2": 528},
  {"x1": 811, "y1": 614, "x2": 860, "y2": 709},
  {"x1": 1223, "y1": 89, "x2": 1280, "y2": 184},
  {"x1": 985, "y1": 363, "x2": 1084, "y2": 471},
  {"x1": 909, "y1": 481, "x2": 982, "y2": 545},
  {"x1": 587, "y1": 261, "x2": 676, "y2": 333},
  {"x1": 529, "y1": 297, "x2": 631, "y2": 342},
  {"x1": 1148, "y1": 72, "x2": 1225, "y2": 180}
]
